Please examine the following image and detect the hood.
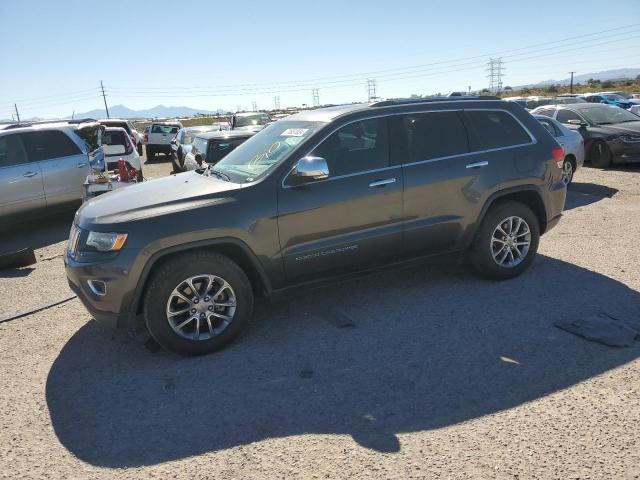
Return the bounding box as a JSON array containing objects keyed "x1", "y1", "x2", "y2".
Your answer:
[
  {"x1": 596, "y1": 121, "x2": 640, "y2": 135},
  {"x1": 77, "y1": 171, "x2": 242, "y2": 226}
]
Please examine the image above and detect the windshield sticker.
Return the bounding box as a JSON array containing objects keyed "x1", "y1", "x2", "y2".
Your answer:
[{"x1": 281, "y1": 128, "x2": 309, "y2": 137}]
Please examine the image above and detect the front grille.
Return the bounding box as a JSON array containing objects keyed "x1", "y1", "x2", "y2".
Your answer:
[{"x1": 67, "y1": 225, "x2": 81, "y2": 259}]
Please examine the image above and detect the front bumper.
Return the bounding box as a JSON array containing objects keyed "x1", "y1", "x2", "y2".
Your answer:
[{"x1": 609, "y1": 139, "x2": 640, "y2": 164}]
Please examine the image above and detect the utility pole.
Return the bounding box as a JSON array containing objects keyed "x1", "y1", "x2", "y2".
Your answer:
[
  {"x1": 569, "y1": 71, "x2": 575, "y2": 94},
  {"x1": 312, "y1": 88, "x2": 320, "y2": 107},
  {"x1": 100, "y1": 80, "x2": 109, "y2": 118},
  {"x1": 486, "y1": 58, "x2": 505, "y2": 93},
  {"x1": 14, "y1": 104, "x2": 20, "y2": 122},
  {"x1": 367, "y1": 79, "x2": 378, "y2": 102}
]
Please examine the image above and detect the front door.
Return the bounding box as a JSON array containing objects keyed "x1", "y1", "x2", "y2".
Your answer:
[{"x1": 277, "y1": 117, "x2": 403, "y2": 283}]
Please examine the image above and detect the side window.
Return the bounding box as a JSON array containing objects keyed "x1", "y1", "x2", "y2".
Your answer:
[
  {"x1": 401, "y1": 111, "x2": 469, "y2": 162},
  {"x1": 536, "y1": 108, "x2": 554, "y2": 117},
  {"x1": 20, "y1": 130, "x2": 81, "y2": 161},
  {"x1": 556, "y1": 110, "x2": 583, "y2": 124},
  {"x1": 0, "y1": 134, "x2": 28, "y2": 167},
  {"x1": 537, "y1": 119, "x2": 560, "y2": 137},
  {"x1": 312, "y1": 118, "x2": 388, "y2": 177},
  {"x1": 465, "y1": 110, "x2": 532, "y2": 150}
]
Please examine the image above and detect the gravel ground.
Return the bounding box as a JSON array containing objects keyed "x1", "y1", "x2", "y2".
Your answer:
[{"x1": 1, "y1": 159, "x2": 639, "y2": 479}]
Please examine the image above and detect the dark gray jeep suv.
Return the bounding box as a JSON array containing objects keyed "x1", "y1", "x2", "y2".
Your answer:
[{"x1": 65, "y1": 97, "x2": 567, "y2": 355}]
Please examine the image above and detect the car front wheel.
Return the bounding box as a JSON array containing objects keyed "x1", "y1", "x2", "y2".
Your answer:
[
  {"x1": 143, "y1": 251, "x2": 254, "y2": 356},
  {"x1": 469, "y1": 201, "x2": 540, "y2": 280},
  {"x1": 562, "y1": 158, "x2": 574, "y2": 186}
]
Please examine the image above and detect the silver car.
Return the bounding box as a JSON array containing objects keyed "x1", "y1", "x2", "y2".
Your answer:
[
  {"x1": 534, "y1": 114, "x2": 584, "y2": 186},
  {"x1": 0, "y1": 121, "x2": 103, "y2": 219}
]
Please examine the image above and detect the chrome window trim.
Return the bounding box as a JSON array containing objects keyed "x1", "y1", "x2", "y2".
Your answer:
[{"x1": 280, "y1": 107, "x2": 536, "y2": 188}]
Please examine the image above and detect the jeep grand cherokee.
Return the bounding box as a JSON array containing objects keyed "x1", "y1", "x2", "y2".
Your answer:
[{"x1": 65, "y1": 97, "x2": 566, "y2": 356}]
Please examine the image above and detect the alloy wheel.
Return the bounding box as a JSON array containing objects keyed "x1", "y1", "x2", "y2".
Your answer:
[
  {"x1": 165, "y1": 274, "x2": 237, "y2": 341},
  {"x1": 562, "y1": 160, "x2": 573, "y2": 186},
  {"x1": 490, "y1": 216, "x2": 531, "y2": 268}
]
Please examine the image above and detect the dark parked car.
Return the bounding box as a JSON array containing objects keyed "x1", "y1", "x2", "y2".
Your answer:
[
  {"x1": 66, "y1": 97, "x2": 567, "y2": 356},
  {"x1": 532, "y1": 103, "x2": 640, "y2": 167},
  {"x1": 183, "y1": 130, "x2": 256, "y2": 170}
]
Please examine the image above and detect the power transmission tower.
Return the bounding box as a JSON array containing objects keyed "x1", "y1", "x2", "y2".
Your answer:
[
  {"x1": 274, "y1": 96, "x2": 281, "y2": 110},
  {"x1": 100, "y1": 80, "x2": 110, "y2": 118},
  {"x1": 312, "y1": 88, "x2": 320, "y2": 107},
  {"x1": 569, "y1": 71, "x2": 576, "y2": 93},
  {"x1": 251, "y1": 101, "x2": 257, "y2": 112},
  {"x1": 486, "y1": 58, "x2": 505, "y2": 93},
  {"x1": 367, "y1": 79, "x2": 378, "y2": 102},
  {"x1": 14, "y1": 103, "x2": 20, "y2": 122}
]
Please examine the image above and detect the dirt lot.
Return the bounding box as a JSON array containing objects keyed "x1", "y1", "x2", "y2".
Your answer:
[{"x1": 1, "y1": 156, "x2": 639, "y2": 479}]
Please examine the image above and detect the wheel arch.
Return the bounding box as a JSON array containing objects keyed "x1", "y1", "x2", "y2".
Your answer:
[
  {"x1": 466, "y1": 186, "x2": 548, "y2": 249},
  {"x1": 131, "y1": 238, "x2": 272, "y2": 316}
]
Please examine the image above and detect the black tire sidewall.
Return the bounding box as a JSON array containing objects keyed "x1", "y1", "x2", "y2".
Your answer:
[
  {"x1": 470, "y1": 201, "x2": 540, "y2": 280},
  {"x1": 590, "y1": 141, "x2": 612, "y2": 168},
  {"x1": 563, "y1": 158, "x2": 574, "y2": 186},
  {"x1": 143, "y1": 253, "x2": 254, "y2": 356}
]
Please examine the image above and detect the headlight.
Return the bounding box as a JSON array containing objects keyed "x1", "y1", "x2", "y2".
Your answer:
[
  {"x1": 620, "y1": 134, "x2": 640, "y2": 143},
  {"x1": 86, "y1": 231, "x2": 128, "y2": 252}
]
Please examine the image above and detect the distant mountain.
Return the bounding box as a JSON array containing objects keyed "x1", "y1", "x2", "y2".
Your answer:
[
  {"x1": 516, "y1": 68, "x2": 640, "y2": 89},
  {"x1": 69, "y1": 104, "x2": 224, "y2": 119}
]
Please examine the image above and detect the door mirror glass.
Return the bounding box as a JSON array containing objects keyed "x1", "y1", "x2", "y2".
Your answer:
[
  {"x1": 291, "y1": 156, "x2": 329, "y2": 183},
  {"x1": 103, "y1": 144, "x2": 126, "y2": 156}
]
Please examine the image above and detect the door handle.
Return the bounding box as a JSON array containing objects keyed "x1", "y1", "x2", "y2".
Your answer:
[
  {"x1": 23, "y1": 171, "x2": 38, "y2": 178},
  {"x1": 369, "y1": 178, "x2": 396, "y2": 187},
  {"x1": 465, "y1": 161, "x2": 489, "y2": 169},
  {"x1": 77, "y1": 162, "x2": 87, "y2": 168}
]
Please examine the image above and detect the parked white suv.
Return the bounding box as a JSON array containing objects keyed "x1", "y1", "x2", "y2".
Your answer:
[
  {"x1": 0, "y1": 121, "x2": 103, "y2": 220},
  {"x1": 144, "y1": 121, "x2": 183, "y2": 161}
]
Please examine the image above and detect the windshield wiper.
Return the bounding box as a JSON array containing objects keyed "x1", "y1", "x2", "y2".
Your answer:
[{"x1": 209, "y1": 169, "x2": 231, "y2": 182}]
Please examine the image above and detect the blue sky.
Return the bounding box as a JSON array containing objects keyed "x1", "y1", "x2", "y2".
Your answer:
[{"x1": 1, "y1": 0, "x2": 639, "y2": 119}]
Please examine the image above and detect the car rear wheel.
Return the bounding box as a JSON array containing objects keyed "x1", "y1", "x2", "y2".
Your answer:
[
  {"x1": 145, "y1": 146, "x2": 155, "y2": 162},
  {"x1": 469, "y1": 201, "x2": 540, "y2": 280},
  {"x1": 143, "y1": 251, "x2": 253, "y2": 356},
  {"x1": 137, "y1": 143, "x2": 143, "y2": 156},
  {"x1": 589, "y1": 141, "x2": 612, "y2": 168}
]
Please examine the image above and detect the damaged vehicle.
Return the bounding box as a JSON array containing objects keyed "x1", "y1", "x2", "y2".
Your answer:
[
  {"x1": 0, "y1": 120, "x2": 103, "y2": 221},
  {"x1": 183, "y1": 130, "x2": 256, "y2": 170}
]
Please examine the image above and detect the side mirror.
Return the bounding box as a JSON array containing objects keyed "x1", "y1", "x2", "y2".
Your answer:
[
  {"x1": 194, "y1": 153, "x2": 203, "y2": 165},
  {"x1": 290, "y1": 156, "x2": 329, "y2": 184},
  {"x1": 566, "y1": 119, "x2": 587, "y2": 127},
  {"x1": 103, "y1": 144, "x2": 126, "y2": 156},
  {"x1": 170, "y1": 139, "x2": 177, "y2": 145}
]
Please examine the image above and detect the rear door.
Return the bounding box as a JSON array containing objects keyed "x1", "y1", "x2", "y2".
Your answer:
[
  {"x1": 0, "y1": 133, "x2": 46, "y2": 216},
  {"x1": 277, "y1": 117, "x2": 404, "y2": 282},
  {"x1": 397, "y1": 109, "x2": 504, "y2": 256},
  {"x1": 20, "y1": 130, "x2": 87, "y2": 207}
]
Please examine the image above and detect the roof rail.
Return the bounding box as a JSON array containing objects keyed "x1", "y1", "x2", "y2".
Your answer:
[
  {"x1": 370, "y1": 95, "x2": 501, "y2": 108},
  {"x1": 1, "y1": 118, "x2": 97, "y2": 130}
]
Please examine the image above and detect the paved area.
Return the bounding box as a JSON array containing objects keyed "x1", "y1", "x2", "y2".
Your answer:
[{"x1": 1, "y1": 161, "x2": 639, "y2": 479}]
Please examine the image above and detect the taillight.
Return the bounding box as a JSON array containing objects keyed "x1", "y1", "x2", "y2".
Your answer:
[
  {"x1": 552, "y1": 146, "x2": 565, "y2": 168},
  {"x1": 130, "y1": 134, "x2": 137, "y2": 145}
]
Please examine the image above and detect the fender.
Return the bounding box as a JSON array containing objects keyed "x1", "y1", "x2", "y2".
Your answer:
[
  {"x1": 462, "y1": 184, "x2": 546, "y2": 250},
  {"x1": 128, "y1": 237, "x2": 273, "y2": 317}
]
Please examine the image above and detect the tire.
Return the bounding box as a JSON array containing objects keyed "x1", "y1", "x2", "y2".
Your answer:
[
  {"x1": 589, "y1": 141, "x2": 612, "y2": 168},
  {"x1": 170, "y1": 155, "x2": 181, "y2": 173},
  {"x1": 562, "y1": 157, "x2": 575, "y2": 186},
  {"x1": 469, "y1": 201, "x2": 540, "y2": 280},
  {"x1": 143, "y1": 251, "x2": 254, "y2": 356},
  {"x1": 137, "y1": 143, "x2": 143, "y2": 156},
  {"x1": 145, "y1": 146, "x2": 155, "y2": 162}
]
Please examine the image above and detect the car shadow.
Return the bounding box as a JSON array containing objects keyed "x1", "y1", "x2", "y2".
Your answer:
[
  {"x1": 564, "y1": 182, "x2": 618, "y2": 211},
  {"x1": 0, "y1": 210, "x2": 74, "y2": 253},
  {"x1": 143, "y1": 152, "x2": 172, "y2": 164},
  {"x1": 46, "y1": 255, "x2": 640, "y2": 468}
]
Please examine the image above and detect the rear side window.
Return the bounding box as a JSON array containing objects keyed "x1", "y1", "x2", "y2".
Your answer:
[
  {"x1": 537, "y1": 118, "x2": 560, "y2": 137},
  {"x1": 312, "y1": 118, "x2": 388, "y2": 177},
  {"x1": 556, "y1": 110, "x2": 584, "y2": 124},
  {"x1": 206, "y1": 138, "x2": 248, "y2": 164},
  {"x1": 20, "y1": 130, "x2": 81, "y2": 161},
  {"x1": 401, "y1": 111, "x2": 469, "y2": 161},
  {"x1": 535, "y1": 108, "x2": 555, "y2": 117},
  {"x1": 465, "y1": 110, "x2": 532, "y2": 150},
  {"x1": 0, "y1": 134, "x2": 28, "y2": 167}
]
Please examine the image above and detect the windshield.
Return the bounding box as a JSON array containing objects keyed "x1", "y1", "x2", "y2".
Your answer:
[
  {"x1": 213, "y1": 121, "x2": 325, "y2": 182},
  {"x1": 603, "y1": 94, "x2": 625, "y2": 102},
  {"x1": 235, "y1": 114, "x2": 270, "y2": 127},
  {"x1": 579, "y1": 105, "x2": 640, "y2": 125},
  {"x1": 613, "y1": 92, "x2": 632, "y2": 99}
]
